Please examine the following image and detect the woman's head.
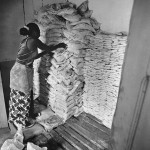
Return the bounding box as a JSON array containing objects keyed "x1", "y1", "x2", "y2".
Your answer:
[{"x1": 19, "y1": 23, "x2": 40, "y2": 38}]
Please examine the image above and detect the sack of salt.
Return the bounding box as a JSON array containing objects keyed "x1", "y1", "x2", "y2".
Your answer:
[
  {"x1": 77, "y1": 0, "x2": 89, "y2": 15},
  {"x1": 57, "y1": 7, "x2": 76, "y2": 16},
  {"x1": 90, "y1": 17, "x2": 101, "y2": 31},
  {"x1": 82, "y1": 10, "x2": 93, "y2": 18},
  {"x1": 62, "y1": 13, "x2": 81, "y2": 22},
  {"x1": 27, "y1": 142, "x2": 47, "y2": 150},
  {"x1": 72, "y1": 23, "x2": 96, "y2": 33},
  {"x1": 70, "y1": 18, "x2": 92, "y2": 26}
]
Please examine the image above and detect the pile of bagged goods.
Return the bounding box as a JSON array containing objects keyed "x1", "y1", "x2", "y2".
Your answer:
[
  {"x1": 33, "y1": 0, "x2": 101, "y2": 131},
  {"x1": 1, "y1": 125, "x2": 47, "y2": 150},
  {"x1": 83, "y1": 33, "x2": 127, "y2": 128}
]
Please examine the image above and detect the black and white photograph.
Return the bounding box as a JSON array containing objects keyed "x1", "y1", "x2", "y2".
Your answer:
[{"x1": 0, "y1": 0, "x2": 149, "y2": 150}]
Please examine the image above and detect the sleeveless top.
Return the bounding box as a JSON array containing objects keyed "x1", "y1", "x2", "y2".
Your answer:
[{"x1": 10, "y1": 37, "x2": 38, "y2": 95}]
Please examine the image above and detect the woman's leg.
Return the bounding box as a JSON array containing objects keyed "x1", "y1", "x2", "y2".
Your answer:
[
  {"x1": 17, "y1": 90, "x2": 31, "y2": 127},
  {"x1": 8, "y1": 88, "x2": 19, "y2": 132},
  {"x1": 29, "y1": 90, "x2": 34, "y2": 118},
  {"x1": 9, "y1": 89, "x2": 31, "y2": 128},
  {"x1": 9, "y1": 89, "x2": 20, "y2": 127}
]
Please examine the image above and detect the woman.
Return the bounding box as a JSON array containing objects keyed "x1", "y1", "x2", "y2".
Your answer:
[{"x1": 8, "y1": 23, "x2": 67, "y2": 130}]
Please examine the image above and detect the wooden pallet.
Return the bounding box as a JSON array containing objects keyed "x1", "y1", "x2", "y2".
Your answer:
[{"x1": 26, "y1": 112, "x2": 111, "y2": 150}]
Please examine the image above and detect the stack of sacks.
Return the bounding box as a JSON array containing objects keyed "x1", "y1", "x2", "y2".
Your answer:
[
  {"x1": 33, "y1": 0, "x2": 128, "y2": 129},
  {"x1": 33, "y1": 0, "x2": 101, "y2": 123},
  {"x1": 46, "y1": 48, "x2": 85, "y2": 121},
  {"x1": 83, "y1": 33, "x2": 127, "y2": 128},
  {"x1": 33, "y1": 3, "x2": 67, "y2": 105},
  {"x1": 52, "y1": 0, "x2": 100, "y2": 121}
]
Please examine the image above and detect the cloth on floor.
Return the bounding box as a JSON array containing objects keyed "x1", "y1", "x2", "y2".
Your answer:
[
  {"x1": 37, "y1": 114, "x2": 64, "y2": 132},
  {"x1": 36, "y1": 107, "x2": 55, "y2": 121},
  {"x1": 1, "y1": 125, "x2": 24, "y2": 150},
  {"x1": 27, "y1": 142, "x2": 47, "y2": 150}
]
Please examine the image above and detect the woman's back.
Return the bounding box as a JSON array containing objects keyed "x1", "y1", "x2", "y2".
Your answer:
[{"x1": 17, "y1": 37, "x2": 38, "y2": 66}]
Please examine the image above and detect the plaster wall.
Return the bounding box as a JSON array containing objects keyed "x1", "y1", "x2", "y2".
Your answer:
[
  {"x1": 0, "y1": 72, "x2": 8, "y2": 128},
  {"x1": 112, "y1": 0, "x2": 150, "y2": 149}
]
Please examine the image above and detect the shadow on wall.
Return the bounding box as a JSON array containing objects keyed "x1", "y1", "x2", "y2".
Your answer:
[{"x1": 0, "y1": 61, "x2": 15, "y2": 118}]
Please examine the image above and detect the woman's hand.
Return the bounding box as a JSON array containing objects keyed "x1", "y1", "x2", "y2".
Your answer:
[
  {"x1": 48, "y1": 51, "x2": 54, "y2": 57},
  {"x1": 56, "y1": 43, "x2": 68, "y2": 49}
]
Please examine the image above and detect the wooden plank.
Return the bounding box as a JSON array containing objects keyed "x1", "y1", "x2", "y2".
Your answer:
[
  {"x1": 75, "y1": 116, "x2": 110, "y2": 141},
  {"x1": 24, "y1": 124, "x2": 46, "y2": 140},
  {"x1": 80, "y1": 113, "x2": 111, "y2": 135},
  {"x1": 38, "y1": 133, "x2": 65, "y2": 150},
  {"x1": 70, "y1": 117, "x2": 109, "y2": 149},
  {"x1": 85, "y1": 113, "x2": 111, "y2": 133},
  {"x1": 66, "y1": 118, "x2": 105, "y2": 150},
  {"x1": 55, "y1": 126, "x2": 89, "y2": 150},
  {"x1": 0, "y1": 72, "x2": 8, "y2": 128},
  {"x1": 50, "y1": 130, "x2": 78, "y2": 150},
  {"x1": 45, "y1": 137, "x2": 65, "y2": 150},
  {"x1": 31, "y1": 134, "x2": 48, "y2": 145},
  {"x1": 42, "y1": 132, "x2": 53, "y2": 140},
  {"x1": 62, "y1": 124, "x2": 100, "y2": 150},
  {"x1": 74, "y1": 120, "x2": 110, "y2": 148},
  {"x1": 84, "y1": 113, "x2": 103, "y2": 125}
]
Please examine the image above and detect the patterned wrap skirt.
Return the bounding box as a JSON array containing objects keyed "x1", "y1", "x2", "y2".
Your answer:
[
  {"x1": 9, "y1": 62, "x2": 33, "y2": 128},
  {"x1": 8, "y1": 89, "x2": 31, "y2": 128}
]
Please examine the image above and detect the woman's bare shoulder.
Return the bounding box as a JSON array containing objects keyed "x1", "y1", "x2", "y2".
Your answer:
[{"x1": 27, "y1": 38, "x2": 39, "y2": 49}]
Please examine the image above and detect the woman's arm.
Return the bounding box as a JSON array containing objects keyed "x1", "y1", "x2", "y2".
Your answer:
[
  {"x1": 36, "y1": 39, "x2": 67, "y2": 51},
  {"x1": 34, "y1": 39, "x2": 67, "y2": 59},
  {"x1": 36, "y1": 39, "x2": 56, "y2": 51},
  {"x1": 34, "y1": 50, "x2": 54, "y2": 59}
]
